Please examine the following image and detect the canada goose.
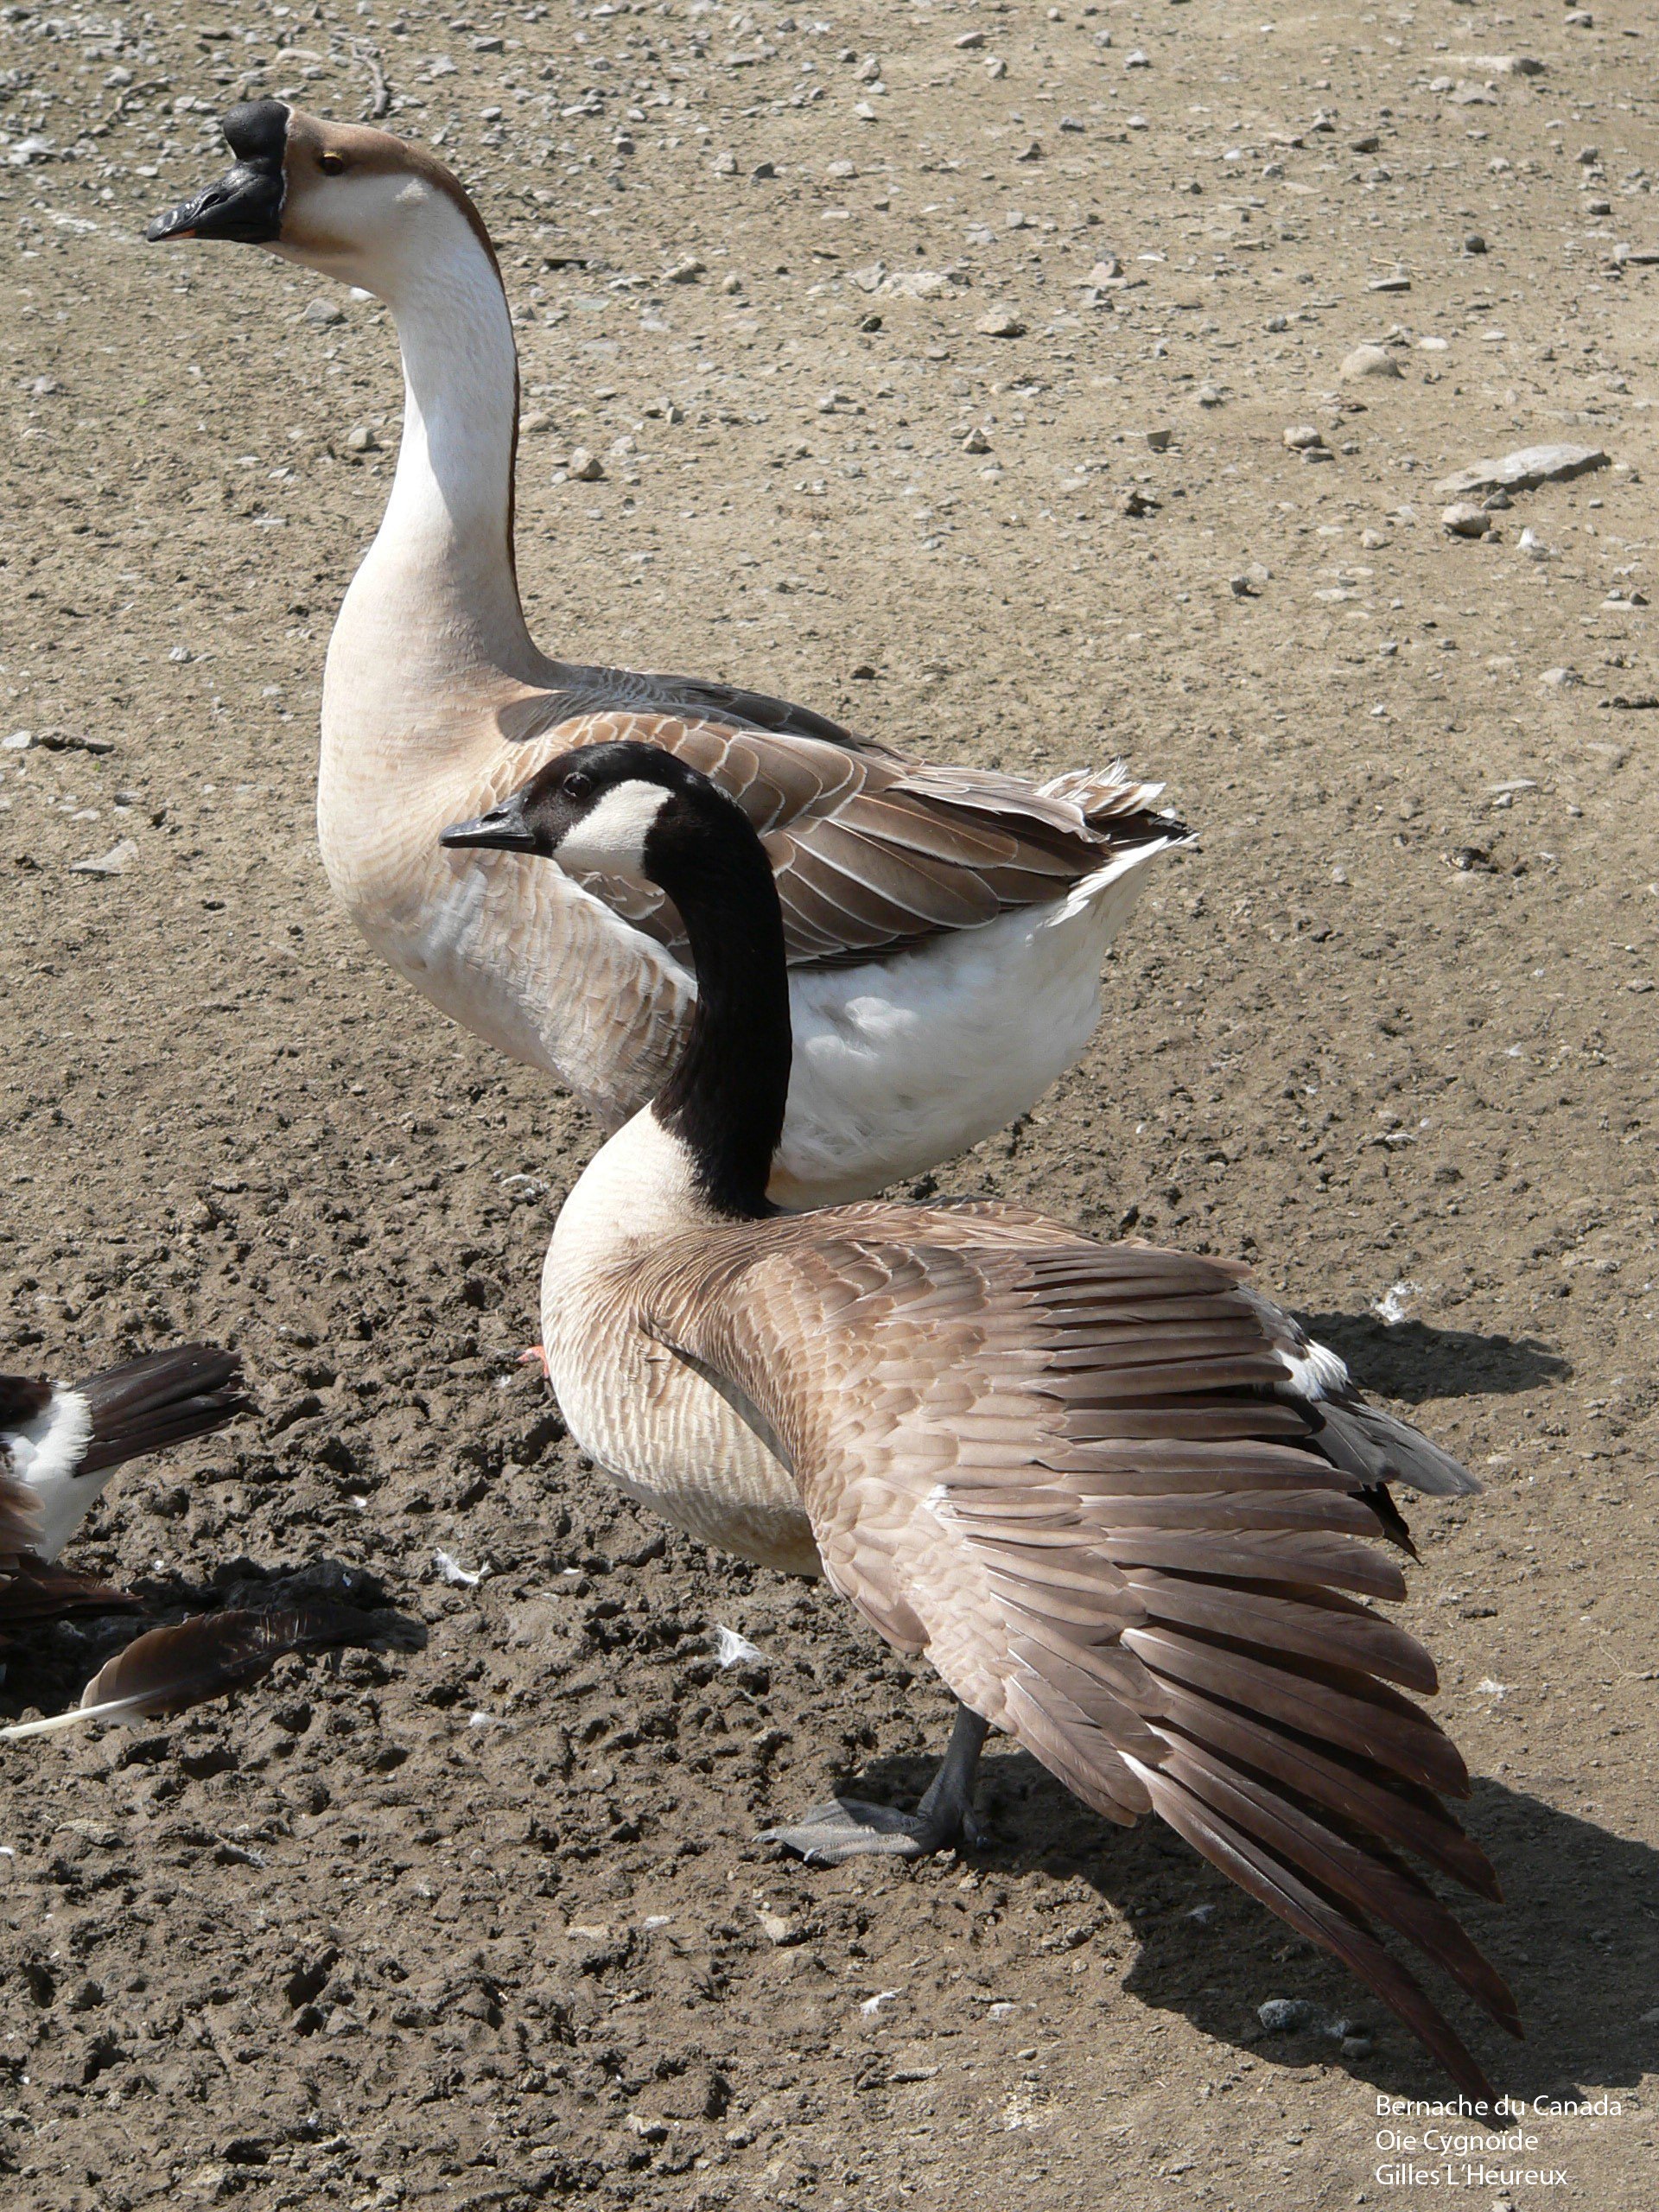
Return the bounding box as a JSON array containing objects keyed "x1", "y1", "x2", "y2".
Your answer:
[
  {"x1": 442, "y1": 744, "x2": 1519, "y2": 2101},
  {"x1": 148, "y1": 103, "x2": 1185, "y2": 1206},
  {"x1": 1, "y1": 1344, "x2": 247, "y2": 1579}
]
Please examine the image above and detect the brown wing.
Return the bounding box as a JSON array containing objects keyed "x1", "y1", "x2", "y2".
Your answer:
[
  {"x1": 642, "y1": 1213, "x2": 1517, "y2": 2102},
  {"x1": 493, "y1": 681, "x2": 1181, "y2": 970}
]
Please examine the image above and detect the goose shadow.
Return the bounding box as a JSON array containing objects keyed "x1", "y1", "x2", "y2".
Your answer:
[
  {"x1": 1294, "y1": 1311, "x2": 1571, "y2": 1404},
  {"x1": 0, "y1": 1554, "x2": 426, "y2": 1716},
  {"x1": 808, "y1": 1744, "x2": 1656, "y2": 2105}
]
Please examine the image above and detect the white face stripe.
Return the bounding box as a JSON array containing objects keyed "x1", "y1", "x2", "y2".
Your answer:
[{"x1": 555, "y1": 779, "x2": 671, "y2": 880}]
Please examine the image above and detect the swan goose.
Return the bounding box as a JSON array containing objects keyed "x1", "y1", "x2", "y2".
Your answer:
[
  {"x1": 442, "y1": 742, "x2": 1518, "y2": 2101},
  {"x1": 148, "y1": 103, "x2": 1184, "y2": 1206},
  {"x1": 1, "y1": 1345, "x2": 247, "y2": 1630}
]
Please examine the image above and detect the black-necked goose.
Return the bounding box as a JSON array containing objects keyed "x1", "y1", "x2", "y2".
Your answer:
[
  {"x1": 442, "y1": 744, "x2": 1518, "y2": 2101},
  {"x1": 148, "y1": 105, "x2": 1184, "y2": 1205}
]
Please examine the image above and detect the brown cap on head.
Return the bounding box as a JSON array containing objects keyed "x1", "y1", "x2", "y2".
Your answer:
[{"x1": 148, "y1": 103, "x2": 499, "y2": 273}]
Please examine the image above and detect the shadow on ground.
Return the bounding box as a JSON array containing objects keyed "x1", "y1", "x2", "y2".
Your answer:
[
  {"x1": 1296, "y1": 1311, "x2": 1572, "y2": 1403},
  {"x1": 0, "y1": 1555, "x2": 426, "y2": 1716},
  {"x1": 788, "y1": 1742, "x2": 1656, "y2": 2108}
]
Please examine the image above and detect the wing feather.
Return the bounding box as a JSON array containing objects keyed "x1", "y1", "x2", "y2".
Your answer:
[
  {"x1": 633, "y1": 1212, "x2": 1511, "y2": 2092},
  {"x1": 486, "y1": 683, "x2": 1181, "y2": 969}
]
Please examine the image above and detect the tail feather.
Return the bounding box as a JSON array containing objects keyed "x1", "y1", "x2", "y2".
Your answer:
[
  {"x1": 74, "y1": 1346, "x2": 250, "y2": 1477},
  {"x1": 1128, "y1": 1754, "x2": 1508, "y2": 2107},
  {"x1": 0, "y1": 1554, "x2": 139, "y2": 1636},
  {"x1": 0, "y1": 1603, "x2": 374, "y2": 1739}
]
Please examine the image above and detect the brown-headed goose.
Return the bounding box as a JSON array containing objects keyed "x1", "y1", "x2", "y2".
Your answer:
[
  {"x1": 148, "y1": 105, "x2": 1184, "y2": 1205},
  {"x1": 442, "y1": 743, "x2": 1519, "y2": 2101}
]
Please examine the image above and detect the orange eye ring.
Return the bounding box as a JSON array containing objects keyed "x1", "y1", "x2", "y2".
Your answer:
[{"x1": 318, "y1": 151, "x2": 348, "y2": 177}]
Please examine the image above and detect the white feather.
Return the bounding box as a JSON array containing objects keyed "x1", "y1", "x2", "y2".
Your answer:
[
  {"x1": 7, "y1": 1389, "x2": 103, "y2": 1562},
  {"x1": 555, "y1": 780, "x2": 671, "y2": 880}
]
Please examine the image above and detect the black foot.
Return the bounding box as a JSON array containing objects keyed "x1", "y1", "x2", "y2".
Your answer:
[{"x1": 761, "y1": 1795, "x2": 984, "y2": 1866}]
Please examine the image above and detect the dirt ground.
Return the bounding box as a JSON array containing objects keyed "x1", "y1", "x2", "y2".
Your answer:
[{"x1": 2, "y1": 1, "x2": 1656, "y2": 2207}]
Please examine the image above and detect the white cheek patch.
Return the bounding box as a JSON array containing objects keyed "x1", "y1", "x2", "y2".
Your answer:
[{"x1": 556, "y1": 780, "x2": 671, "y2": 879}]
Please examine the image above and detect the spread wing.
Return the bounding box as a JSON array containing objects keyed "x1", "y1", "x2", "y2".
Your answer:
[
  {"x1": 493, "y1": 672, "x2": 1182, "y2": 969},
  {"x1": 642, "y1": 1217, "x2": 1517, "y2": 2101}
]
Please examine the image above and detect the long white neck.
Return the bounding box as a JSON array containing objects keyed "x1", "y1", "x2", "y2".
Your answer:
[{"x1": 324, "y1": 202, "x2": 544, "y2": 734}]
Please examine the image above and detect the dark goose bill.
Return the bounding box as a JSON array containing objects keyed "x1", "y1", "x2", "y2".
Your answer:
[
  {"x1": 439, "y1": 791, "x2": 539, "y2": 854},
  {"x1": 147, "y1": 99, "x2": 289, "y2": 244}
]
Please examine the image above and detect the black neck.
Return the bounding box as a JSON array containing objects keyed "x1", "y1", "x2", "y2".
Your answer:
[{"x1": 648, "y1": 801, "x2": 791, "y2": 1220}]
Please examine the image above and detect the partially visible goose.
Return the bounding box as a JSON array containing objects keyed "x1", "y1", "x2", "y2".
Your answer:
[
  {"x1": 148, "y1": 104, "x2": 1184, "y2": 1205},
  {"x1": 1, "y1": 1348, "x2": 380, "y2": 1740},
  {"x1": 1, "y1": 1345, "x2": 247, "y2": 1631},
  {"x1": 442, "y1": 743, "x2": 1519, "y2": 2101}
]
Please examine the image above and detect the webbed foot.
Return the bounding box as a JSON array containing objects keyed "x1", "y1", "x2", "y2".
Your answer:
[
  {"x1": 761, "y1": 1794, "x2": 982, "y2": 1865},
  {"x1": 760, "y1": 1703, "x2": 991, "y2": 1866}
]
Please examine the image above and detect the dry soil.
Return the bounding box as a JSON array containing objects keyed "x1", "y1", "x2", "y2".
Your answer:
[{"x1": 1, "y1": 3, "x2": 1656, "y2": 2209}]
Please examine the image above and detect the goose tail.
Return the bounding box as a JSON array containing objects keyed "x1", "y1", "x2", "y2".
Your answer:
[{"x1": 73, "y1": 1344, "x2": 251, "y2": 1478}]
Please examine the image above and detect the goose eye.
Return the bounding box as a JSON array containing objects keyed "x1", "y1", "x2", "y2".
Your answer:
[
  {"x1": 563, "y1": 771, "x2": 593, "y2": 801},
  {"x1": 318, "y1": 151, "x2": 348, "y2": 176}
]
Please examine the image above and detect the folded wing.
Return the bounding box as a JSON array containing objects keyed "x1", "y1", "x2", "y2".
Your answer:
[{"x1": 494, "y1": 680, "x2": 1181, "y2": 969}]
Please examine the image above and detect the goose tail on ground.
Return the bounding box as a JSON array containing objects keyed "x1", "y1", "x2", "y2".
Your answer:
[
  {"x1": 2, "y1": 1344, "x2": 249, "y2": 1565},
  {"x1": 73, "y1": 1344, "x2": 249, "y2": 1477}
]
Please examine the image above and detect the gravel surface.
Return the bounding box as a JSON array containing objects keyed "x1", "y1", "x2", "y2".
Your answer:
[{"x1": 2, "y1": 3, "x2": 1656, "y2": 2207}]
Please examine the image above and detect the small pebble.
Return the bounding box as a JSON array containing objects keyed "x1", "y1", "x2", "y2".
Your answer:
[
  {"x1": 976, "y1": 308, "x2": 1027, "y2": 338},
  {"x1": 567, "y1": 448, "x2": 605, "y2": 482},
  {"x1": 1441, "y1": 502, "x2": 1493, "y2": 538},
  {"x1": 1341, "y1": 343, "x2": 1402, "y2": 381},
  {"x1": 1257, "y1": 1997, "x2": 1321, "y2": 2034},
  {"x1": 303, "y1": 298, "x2": 345, "y2": 327}
]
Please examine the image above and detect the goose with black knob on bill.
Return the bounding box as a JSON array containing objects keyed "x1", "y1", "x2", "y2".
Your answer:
[
  {"x1": 440, "y1": 744, "x2": 1519, "y2": 2104},
  {"x1": 148, "y1": 104, "x2": 1185, "y2": 1207}
]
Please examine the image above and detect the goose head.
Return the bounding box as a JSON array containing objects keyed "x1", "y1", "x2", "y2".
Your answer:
[
  {"x1": 441, "y1": 744, "x2": 728, "y2": 885},
  {"x1": 146, "y1": 99, "x2": 496, "y2": 301}
]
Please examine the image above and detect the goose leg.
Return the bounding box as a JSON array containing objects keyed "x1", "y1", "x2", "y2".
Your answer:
[{"x1": 762, "y1": 1702, "x2": 989, "y2": 1865}]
